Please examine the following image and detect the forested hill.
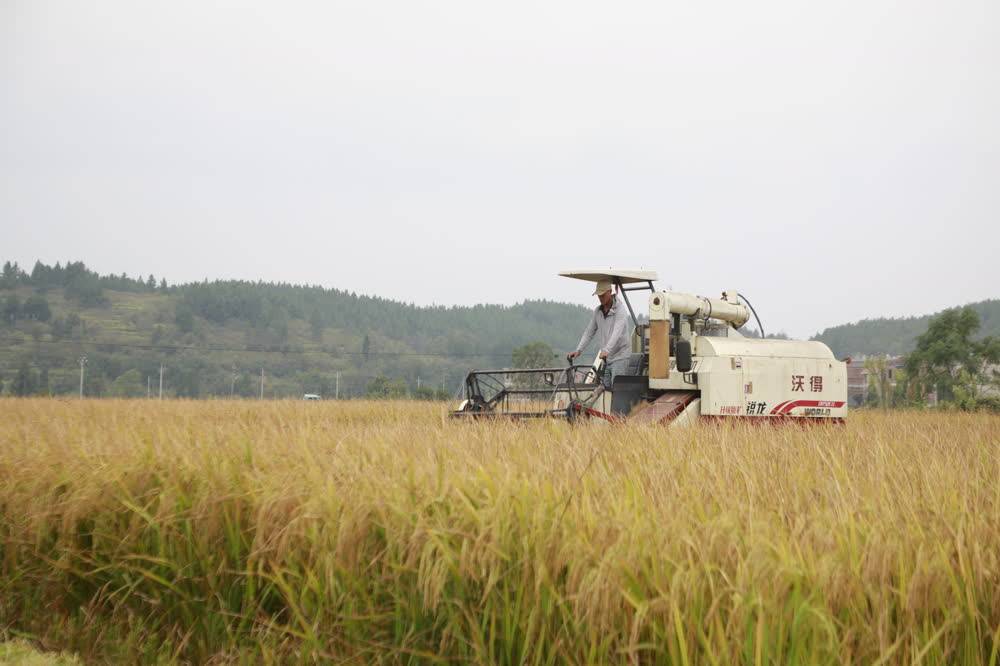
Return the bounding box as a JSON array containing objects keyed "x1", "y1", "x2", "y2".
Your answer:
[
  {"x1": 0, "y1": 260, "x2": 592, "y2": 398},
  {"x1": 3, "y1": 260, "x2": 996, "y2": 397},
  {"x1": 811, "y1": 299, "x2": 1000, "y2": 358}
]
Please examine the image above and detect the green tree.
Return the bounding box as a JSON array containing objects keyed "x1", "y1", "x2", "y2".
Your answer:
[
  {"x1": 12, "y1": 362, "x2": 38, "y2": 396},
  {"x1": 413, "y1": 386, "x2": 442, "y2": 400},
  {"x1": 22, "y1": 294, "x2": 51, "y2": 321},
  {"x1": 366, "y1": 375, "x2": 407, "y2": 399},
  {"x1": 815, "y1": 300, "x2": 1000, "y2": 359},
  {"x1": 510, "y1": 341, "x2": 556, "y2": 390},
  {"x1": 269, "y1": 307, "x2": 289, "y2": 342},
  {"x1": 904, "y1": 306, "x2": 1000, "y2": 404},
  {"x1": 512, "y1": 341, "x2": 555, "y2": 368},
  {"x1": 863, "y1": 356, "x2": 892, "y2": 408},
  {"x1": 866, "y1": 378, "x2": 880, "y2": 407},
  {"x1": 65, "y1": 272, "x2": 106, "y2": 306},
  {"x1": 2, "y1": 293, "x2": 20, "y2": 324},
  {"x1": 66, "y1": 313, "x2": 82, "y2": 339},
  {"x1": 51, "y1": 314, "x2": 81, "y2": 339},
  {"x1": 175, "y1": 303, "x2": 195, "y2": 333},
  {"x1": 1, "y1": 261, "x2": 26, "y2": 289},
  {"x1": 309, "y1": 309, "x2": 325, "y2": 342},
  {"x1": 109, "y1": 369, "x2": 145, "y2": 397}
]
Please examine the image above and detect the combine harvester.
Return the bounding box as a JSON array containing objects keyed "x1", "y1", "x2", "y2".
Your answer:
[{"x1": 452, "y1": 270, "x2": 847, "y2": 426}]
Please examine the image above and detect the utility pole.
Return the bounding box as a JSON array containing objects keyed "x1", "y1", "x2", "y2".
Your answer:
[
  {"x1": 78, "y1": 356, "x2": 87, "y2": 398},
  {"x1": 335, "y1": 371, "x2": 340, "y2": 400},
  {"x1": 231, "y1": 364, "x2": 238, "y2": 398},
  {"x1": 159, "y1": 363, "x2": 164, "y2": 399},
  {"x1": 259, "y1": 367, "x2": 264, "y2": 400},
  {"x1": 417, "y1": 376, "x2": 421, "y2": 391},
  {"x1": 147, "y1": 375, "x2": 151, "y2": 398}
]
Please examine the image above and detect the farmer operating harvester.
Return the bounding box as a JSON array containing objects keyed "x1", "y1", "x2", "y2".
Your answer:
[
  {"x1": 452, "y1": 270, "x2": 848, "y2": 426},
  {"x1": 567, "y1": 279, "x2": 632, "y2": 389}
]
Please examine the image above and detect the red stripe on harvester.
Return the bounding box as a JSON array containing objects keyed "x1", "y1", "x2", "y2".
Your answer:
[
  {"x1": 584, "y1": 407, "x2": 622, "y2": 423},
  {"x1": 572, "y1": 403, "x2": 622, "y2": 423},
  {"x1": 780, "y1": 400, "x2": 846, "y2": 414}
]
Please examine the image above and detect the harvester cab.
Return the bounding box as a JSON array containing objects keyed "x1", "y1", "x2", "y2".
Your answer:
[{"x1": 451, "y1": 270, "x2": 847, "y2": 426}]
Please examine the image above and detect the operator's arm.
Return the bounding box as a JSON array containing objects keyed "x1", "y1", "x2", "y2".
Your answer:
[
  {"x1": 600, "y1": 306, "x2": 628, "y2": 358},
  {"x1": 575, "y1": 310, "x2": 598, "y2": 354}
]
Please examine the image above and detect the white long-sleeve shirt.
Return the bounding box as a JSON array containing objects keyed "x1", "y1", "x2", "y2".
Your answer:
[{"x1": 575, "y1": 296, "x2": 632, "y2": 363}]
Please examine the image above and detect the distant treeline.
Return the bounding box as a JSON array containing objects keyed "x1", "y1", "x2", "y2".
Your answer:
[
  {"x1": 2, "y1": 260, "x2": 167, "y2": 306},
  {"x1": 2, "y1": 260, "x2": 592, "y2": 354},
  {"x1": 4, "y1": 259, "x2": 997, "y2": 401},
  {"x1": 812, "y1": 299, "x2": 1000, "y2": 358},
  {"x1": 0, "y1": 260, "x2": 593, "y2": 399}
]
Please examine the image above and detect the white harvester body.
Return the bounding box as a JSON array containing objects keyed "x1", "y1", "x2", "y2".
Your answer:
[{"x1": 453, "y1": 269, "x2": 847, "y2": 426}]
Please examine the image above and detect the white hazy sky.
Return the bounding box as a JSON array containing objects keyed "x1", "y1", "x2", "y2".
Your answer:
[{"x1": 2, "y1": 1, "x2": 998, "y2": 338}]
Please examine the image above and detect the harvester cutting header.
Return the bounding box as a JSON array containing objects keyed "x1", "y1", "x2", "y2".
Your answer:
[{"x1": 452, "y1": 269, "x2": 847, "y2": 426}]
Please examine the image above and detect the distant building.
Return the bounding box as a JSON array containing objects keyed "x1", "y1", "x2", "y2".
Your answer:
[
  {"x1": 845, "y1": 355, "x2": 906, "y2": 407},
  {"x1": 845, "y1": 356, "x2": 997, "y2": 408},
  {"x1": 980, "y1": 363, "x2": 1000, "y2": 398}
]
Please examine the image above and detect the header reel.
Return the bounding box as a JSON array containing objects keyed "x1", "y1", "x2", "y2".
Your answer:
[{"x1": 451, "y1": 357, "x2": 607, "y2": 421}]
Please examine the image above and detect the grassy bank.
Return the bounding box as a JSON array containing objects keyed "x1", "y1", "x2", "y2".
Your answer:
[
  {"x1": 0, "y1": 640, "x2": 81, "y2": 665},
  {"x1": 0, "y1": 400, "x2": 998, "y2": 663}
]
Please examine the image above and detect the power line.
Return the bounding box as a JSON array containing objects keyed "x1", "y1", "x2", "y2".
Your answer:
[
  {"x1": 0, "y1": 335, "x2": 561, "y2": 360},
  {"x1": 0, "y1": 364, "x2": 452, "y2": 387}
]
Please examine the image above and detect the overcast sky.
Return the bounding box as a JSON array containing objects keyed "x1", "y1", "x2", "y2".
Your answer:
[{"x1": 3, "y1": 1, "x2": 997, "y2": 338}]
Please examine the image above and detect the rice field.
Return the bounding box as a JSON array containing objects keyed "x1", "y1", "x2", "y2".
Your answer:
[{"x1": 0, "y1": 399, "x2": 997, "y2": 664}]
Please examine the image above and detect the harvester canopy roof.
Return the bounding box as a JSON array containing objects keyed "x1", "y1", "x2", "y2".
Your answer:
[{"x1": 558, "y1": 269, "x2": 658, "y2": 284}]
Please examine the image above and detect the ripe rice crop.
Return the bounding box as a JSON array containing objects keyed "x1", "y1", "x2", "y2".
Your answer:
[{"x1": 0, "y1": 399, "x2": 998, "y2": 664}]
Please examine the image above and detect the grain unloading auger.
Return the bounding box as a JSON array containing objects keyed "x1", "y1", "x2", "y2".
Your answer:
[{"x1": 451, "y1": 270, "x2": 848, "y2": 426}]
